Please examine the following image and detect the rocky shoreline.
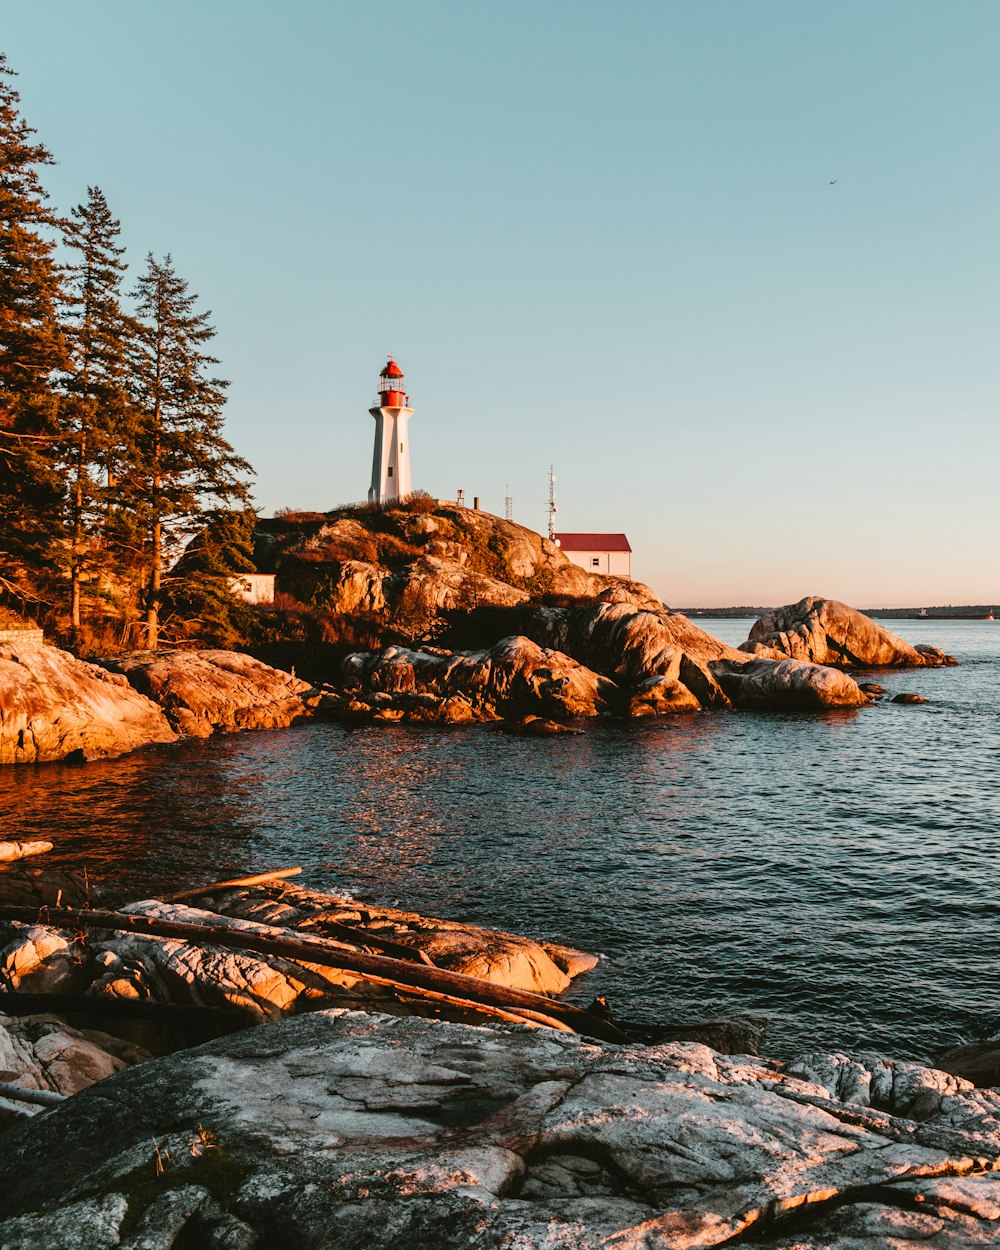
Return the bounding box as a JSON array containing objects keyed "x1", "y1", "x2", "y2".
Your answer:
[
  {"x1": 0, "y1": 873, "x2": 998, "y2": 1247},
  {"x1": 0, "y1": 594, "x2": 957, "y2": 764}
]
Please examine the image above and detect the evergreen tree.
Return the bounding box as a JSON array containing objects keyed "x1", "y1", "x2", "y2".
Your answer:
[
  {"x1": 62, "y1": 185, "x2": 133, "y2": 637},
  {"x1": 0, "y1": 53, "x2": 69, "y2": 605},
  {"x1": 167, "y1": 506, "x2": 259, "y2": 647},
  {"x1": 130, "y1": 254, "x2": 250, "y2": 647}
]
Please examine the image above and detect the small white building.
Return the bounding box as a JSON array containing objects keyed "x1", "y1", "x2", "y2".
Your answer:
[
  {"x1": 555, "y1": 533, "x2": 632, "y2": 578},
  {"x1": 228, "y1": 573, "x2": 275, "y2": 605}
]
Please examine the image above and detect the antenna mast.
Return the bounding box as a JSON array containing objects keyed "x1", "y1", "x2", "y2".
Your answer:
[{"x1": 547, "y1": 465, "x2": 558, "y2": 541}]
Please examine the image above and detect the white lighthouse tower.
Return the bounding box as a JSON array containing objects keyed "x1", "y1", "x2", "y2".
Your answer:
[{"x1": 368, "y1": 357, "x2": 413, "y2": 503}]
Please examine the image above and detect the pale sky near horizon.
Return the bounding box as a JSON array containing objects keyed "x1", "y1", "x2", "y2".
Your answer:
[{"x1": 4, "y1": 1, "x2": 998, "y2": 607}]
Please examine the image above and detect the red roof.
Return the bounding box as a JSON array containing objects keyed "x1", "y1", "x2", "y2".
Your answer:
[
  {"x1": 555, "y1": 532, "x2": 632, "y2": 553},
  {"x1": 380, "y1": 358, "x2": 404, "y2": 379}
]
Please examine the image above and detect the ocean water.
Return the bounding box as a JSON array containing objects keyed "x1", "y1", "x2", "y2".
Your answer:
[{"x1": 1, "y1": 619, "x2": 997, "y2": 1062}]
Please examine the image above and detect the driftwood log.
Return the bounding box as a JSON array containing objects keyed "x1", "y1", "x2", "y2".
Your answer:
[
  {"x1": 0, "y1": 990, "x2": 247, "y2": 1028},
  {"x1": 0, "y1": 905, "x2": 624, "y2": 1043},
  {"x1": 0, "y1": 1081, "x2": 65, "y2": 1108},
  {"x1": 158, "y1": 867, "x2": 303, "y2": 903}
]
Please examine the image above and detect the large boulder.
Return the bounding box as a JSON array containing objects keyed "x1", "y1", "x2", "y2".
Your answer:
[
  {"x1": 524, "y1": 589, "x2": 750, "y2": 708},
  {"x1": 342, "y1": 635, "x2": 619, "y2": 720},
  {"x1": 742, "y1": 597, "x2": 958, "y2": 668},
  {"x1": 710, "y1": 657, "x2": 870, "y2": 710},
  {"x1": 935, "y1": 1039, "x2": 1000, "y2": 1088},
  {"x1": 0, "y1": 640, "x2": 176, "y2": 764},
  {"x1": 2, "y1": 1011, "x2": 1000, "y2": 1248},
  {"x1": 98, "y1": 650, "x2": 320, "y2": 738}
]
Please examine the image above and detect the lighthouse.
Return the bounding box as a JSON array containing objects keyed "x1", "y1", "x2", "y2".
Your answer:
[{"x1": 368, "y1": 357, "x2": 413, "y2": 504}]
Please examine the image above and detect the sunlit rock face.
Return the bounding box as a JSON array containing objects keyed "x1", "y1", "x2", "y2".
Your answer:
[
  {"x1": 2, "y1": 1010, "x2": 1000, "y2": 1248},
  {"x1": 195, "y1": 883, "x2": 597, "y2": 993},
  {"x1": 0, "y1": 640, "x2": 176, "y2": 763},
  {"x1": 342, "y1": 635, "x2": 620, "y2": 721},
  {"x1": 272, "y1": 503, "x2": 657, "y2": 620},
  {"x1": 97, "y1": 649, "x2": 320, "y2": 737},
  {"x1": 710, "y1": 657, "x2": 870, "y2": 711},
  {"x1": 519, "y1": 589, "x2": 764, "y2": 709},
  {"x1": 742, "y1": 597, "x2": 959, "y2": 668}
]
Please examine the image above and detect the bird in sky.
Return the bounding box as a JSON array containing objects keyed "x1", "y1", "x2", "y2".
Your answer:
[{"x1": 829, "y1": 179, "x2": 838, "y2": 185}]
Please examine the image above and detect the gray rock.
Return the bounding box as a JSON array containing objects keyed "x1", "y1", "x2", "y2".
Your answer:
[{"x1": 2, "y1": 1011, "x2": 1000, "y2": 1248}]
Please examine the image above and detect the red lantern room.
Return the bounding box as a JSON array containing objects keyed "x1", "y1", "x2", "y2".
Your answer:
[{"x1": 378, "y1": 357, "x2": 408, "y2": 408}]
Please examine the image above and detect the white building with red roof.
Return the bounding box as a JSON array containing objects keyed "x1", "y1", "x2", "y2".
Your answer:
[{"x1": 554, "y1": 533, "x2": 632, "y2": 578}]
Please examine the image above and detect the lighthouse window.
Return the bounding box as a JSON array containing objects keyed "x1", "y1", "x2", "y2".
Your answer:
[
  {"x1": 387, "y1": 466, "x2": 393, "y2": 477},
  {"x1": 400, "y1": 443, "x2": 404, "y2": 452},
  {"x1": 591, "y1": 558, "x2": 600, "y2": 567}
]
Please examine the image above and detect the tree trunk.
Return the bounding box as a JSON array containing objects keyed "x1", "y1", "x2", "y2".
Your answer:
[
  {"x1": 145, "y1": 515, "x2": 160, "y2": 648},
  {"x1": 70, "y1": 428, "x2": 87, "y2": 640}
]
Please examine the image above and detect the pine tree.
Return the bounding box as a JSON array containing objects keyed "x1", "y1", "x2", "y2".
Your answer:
[
  {"x1": 0, "y1": 53, "x2": 69, "y2": 606},
  {"x1": 167, "y1": 506, "x2": 259, "y2": 648},
  {"x1": 62, "y1": 186, "x2": 133, "y2": 638},
  {"x1": 130, "y1": 254, "x2": 251, "y2": 648}
]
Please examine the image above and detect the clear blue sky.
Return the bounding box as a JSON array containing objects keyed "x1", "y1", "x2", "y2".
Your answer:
[{"x1": 5, "y1": 1, "x2": 998, "y2": 606}]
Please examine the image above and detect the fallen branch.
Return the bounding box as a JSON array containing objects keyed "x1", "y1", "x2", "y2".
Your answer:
[
  {"x1": 0, "y1": 1081, "x2": 65, "y2": 1108},
  {"x1": 0, "y1": 905, "x2": 624, "y2": 1043},
  {"x1": 158, "y1": 867, "x2": 303, "y2": 903},
  {"x1": 159, "y1": 880, "x2": 435, "y2": 966},
  {"x1": 295, "y1": 912, "x2": 436, "y2": 966},
  {"x1": 301, "y1": 982, "x2": 574, "y2": 1034}
]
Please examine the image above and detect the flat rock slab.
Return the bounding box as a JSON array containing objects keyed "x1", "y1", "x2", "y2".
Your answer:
[
  {"x1": 192, "y1": 881, "x2": 598, "y2": 992},
  {"x1": 2, "y1": 1012, "x2": 1000, "y2": 1248},
  {"x1": 98, "y1": 650, "x2": 319, "y2": 737}
]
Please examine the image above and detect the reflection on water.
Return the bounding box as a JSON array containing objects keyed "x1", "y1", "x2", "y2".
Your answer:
[{"x1": 0, "y1": 620, "x2": 998, "y2": 1061}]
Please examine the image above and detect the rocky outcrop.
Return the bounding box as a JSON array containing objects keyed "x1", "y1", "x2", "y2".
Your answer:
[
  {"x1": 710, "y1": 658, "x2": 870, "y2": 711},
  {"x1": 0, "y1": 881, "x2": 601, "y2": 1135},
  {"x1": 743, "y1": 597, "x2": 958, "y2": 668},
  {"x1": 333, "y1": 592, "x2": 870, "y2": 723},
  {"x1": 0, "y1": 882, "x2": 598, "y2": 1097},
  {"x1": 3, "y1": 1010, "x2": 1000, "y2": 1248},
  {"x1": 271, "y1": 503, "x2": 656, "y2": 627},
  {"x1": 521, "y1": 588, "x2": 763, "y2": 709},
  {"x1": 0, "y1": 639, "x2": 176, "y2": 764},
  {"x1": 341, "y1": 635, "x2": 620, "y2": 721},
  {"x1": 195, "y1": 882, "x2": 597, "y2": 993},
  {"x1": 98, "y1": 649, "x2": 320, "y2": 738}
]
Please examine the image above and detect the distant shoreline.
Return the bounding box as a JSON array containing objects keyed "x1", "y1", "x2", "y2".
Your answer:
[{"x1": 678, "y1": 606, "x2": 998, "y2": 620}]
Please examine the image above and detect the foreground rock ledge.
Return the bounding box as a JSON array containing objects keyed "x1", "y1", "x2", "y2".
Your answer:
[{"x1": 1, "y1": 1011, "x2": 1000, "y2": 1249}]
